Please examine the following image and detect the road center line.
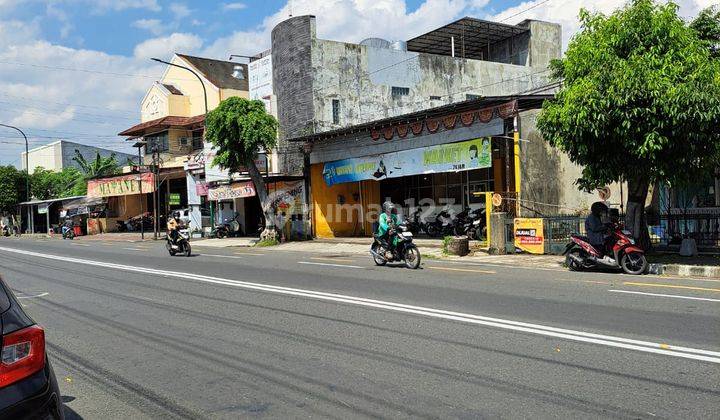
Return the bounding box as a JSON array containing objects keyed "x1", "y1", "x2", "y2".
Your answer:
[
  {"x1": 298, "y1": 261, "x2": 363, "y2": 269},
  {"x1": 622, "y1": 282, "x2": 720, "y2": 293},
  {"x1": 200, "y1": 254, "x2": 244, "y2": 259},
  {"x1": 608, "y1": 290, "x2": 720, "y2": 302},
  {"x1": 233, "y1": 252, "x2": 265, "y2": 256},
  {"x1": 310, "y1": 257, "x2": 356, "y2": 263},
  {"x1": 2, "y1": 245, "x2": 719, "y2": 364}
]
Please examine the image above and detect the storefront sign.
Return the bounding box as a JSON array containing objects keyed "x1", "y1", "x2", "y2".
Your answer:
[
  {"x1": 322, "y1": 138, "x2": 491, "y2": 186},
  {"x1": 204, "y1": 146, "x2": 268, "y2": 183},
  {"x1": 87, "y1": 173, "x2": 155, "y2": 198},
  {"x1": 208, "y1": 181, "x2": 256, "y2": 201},
  {"x1": 514, "y1": 218, "x2": 544, "y2": 254},
  {"x1": 169, "y1": 193, "x2": 181, "y2": 206},
  {"x1": 38, "y1": 203, "x2": 48, "y2": 214}
]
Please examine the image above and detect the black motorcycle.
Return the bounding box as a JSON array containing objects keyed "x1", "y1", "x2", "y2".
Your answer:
[
  {"x1": 454, "y1": 208, "x2": 487, "y2": 239},
  {"x1": 166, "y1": 229, "x2": 191, "y2": 257},
  {"x1": 405, "y1": 208, "x2": 424, "y2": 236},
  {"x1": 370, "y1": 223, "x2": 421, "y2": 269},
  {"x1": 425, "y1": 210, "x2": 453, "y2": 238},
  {"x1": 214, "y1": 213, "x2": 244, "y2": 239}
]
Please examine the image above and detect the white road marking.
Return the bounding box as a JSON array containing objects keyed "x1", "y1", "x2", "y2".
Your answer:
[
  {"x1": 200, "y1": 254, "x2": 244, "y2": 259},
  {"x1": 609, "y1": 290, "x2": 720, "y2": 302},
  {"x1": 298, "y1": 261, "x2": 364, "y2": 269},
  {"x1": 16, "y1": 292, "x2": 49, "y2": 299},
  {"x1": 2, "y1": 245, "x2": 719, "y2": 364},
  {"x1": 71, "y1": 243, "x2": 91, "y2": 247},
  {"x1": 122, "y1": 247, "x2": 143, "y2": 251}
]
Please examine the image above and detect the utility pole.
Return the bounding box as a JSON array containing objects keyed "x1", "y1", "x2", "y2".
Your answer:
[
  {"x1": 152, "y1": 145, "x2": 160, "y2": 240},
  {"x1": 0, "y1": 124, "x2": 30, "y2": 233}
]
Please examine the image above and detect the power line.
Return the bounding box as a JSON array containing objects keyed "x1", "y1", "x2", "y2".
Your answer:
[
  {"x1": 497, "y1": 0, "x2": 554, "y2": 23},
  {"x1": 0, "y1": 93, "x2": 138, "y2": 116},
  {"x1": 0, "y1": 60, "x2": 198, "y2": 82}
]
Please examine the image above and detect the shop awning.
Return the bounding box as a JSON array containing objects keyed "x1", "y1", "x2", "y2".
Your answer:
[
  {"x1": 60, "y1": 196, "x2": 105, "y2": 210},
  {"x1": 18, "y1": 196, "x2": 86, "y2": 206}
]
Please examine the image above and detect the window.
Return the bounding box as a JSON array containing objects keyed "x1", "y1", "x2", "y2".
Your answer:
[
  {"x1": 429, "y1": 95, "x2": 442, "y2": 101},
  {"x1": 332, "y1": 99, "x2": 340, "y2": 124},
  {"x1": 144, "y1": 132, "x2": 169, "y2": 154},
  {"x1": 391, "y1": 86, "x2": 410, "y2": 99},
  {"x1": 192, "y1": 135, "x2": 203, "y2": 150},
  {"x1": 466, "y1": 94, "x2": 481, "y2": 100}
]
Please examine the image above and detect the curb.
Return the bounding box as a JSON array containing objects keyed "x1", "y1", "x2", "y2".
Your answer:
[{"x1": 648, "y1": 263, "x2": 720, "y2": 279}]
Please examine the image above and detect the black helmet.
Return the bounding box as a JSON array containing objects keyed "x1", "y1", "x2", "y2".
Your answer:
[
  {"x1": 591, "y1": 201, "x2": 608, "y2": 217},
  {"x1": 172, "y1": 211, "x2": 181, "y2": 219}
]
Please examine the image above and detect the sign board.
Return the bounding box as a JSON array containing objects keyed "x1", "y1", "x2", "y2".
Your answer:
[
  {"x1": 38, "y1": 203, "x2": 48, "y2": 214},
  {"x1": 208, "y1": 181, "x2": 256, "y2": 201},
  {"x1": 203, "y1": 146, "x2": 268, "y2": 183},
  {"x1": 87, "y1": 173, "x2": 155, "y2": 198},
  {"x1": 169, "y1": 193, "x2": 181, "y2": 206},
  {"x1": 514, "y1": 218, "x2": 544, "y2": 254},
  {"x1": 249, "y1": 55, "x2": 273, "y2": 112},
  {"x1": 322, "y1": 138, "x2": 491, "y2": 187}
]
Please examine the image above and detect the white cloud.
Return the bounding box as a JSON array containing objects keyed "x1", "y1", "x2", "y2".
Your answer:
[
  {"x1": 11, "y1": 106, "x2": 76, "y2": 129},
  {"x1": 133, "y1": 33, "x2": 203, "y2": 60},
  {"x1": 222, "y1": 2, "x2": 247, "y2": 11},
  {"x1": 132, "y1": 19, "x2": 164, "y2": 36},
  {"x1": 92, "y1": 0, "x2": 161, "y2": 12},
  {"x1": 169, "y1": 3, "x2": 191, "y2": 20}
]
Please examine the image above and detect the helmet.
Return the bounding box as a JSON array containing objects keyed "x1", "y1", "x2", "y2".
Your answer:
[
  {"x1": 382, "y1": 201, "x2": 395, "y2": 214},
  {"x1": 172, "y1": 211, "x2": 181, "y2": 219},
  {"x1": 590, "y1": 201, "x2": 608, "y2": 217}
]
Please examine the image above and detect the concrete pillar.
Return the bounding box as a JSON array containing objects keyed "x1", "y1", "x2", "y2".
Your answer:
[{"x1": 489, "y1": 212, "x2": 507, "y2": 255}]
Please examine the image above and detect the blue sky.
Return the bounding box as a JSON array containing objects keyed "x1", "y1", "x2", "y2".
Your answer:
[{"x1": 0, "y1": 0, "x2": 713, "y2": 165}]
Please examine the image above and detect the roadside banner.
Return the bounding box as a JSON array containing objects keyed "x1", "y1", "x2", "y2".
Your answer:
[
  {"x1": 322, "y1": 138, "x2": 491, "y2": 186},
  {"x1": 514, "y1": 218, "x2": 544, "y2": 254},
  {"x1": 208, "y1": 181, "x2": 256, "y2": 201},
  {"x1": 87, "y1": 173, "x2": 155, "y2": 198}
]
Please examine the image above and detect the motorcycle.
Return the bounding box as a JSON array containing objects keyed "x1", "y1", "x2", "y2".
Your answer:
[
  {"x1": 370, "y1": 222, "x2": 421, "y2": 269},
  {"x1": 1, "y1": 225, "x2": 10, "y2": 237},
  {"x1": 454, "y1": 208, "x2": 486, "y2": 239},
  {"x1": 62, "y1": 226, "x2": 75, "y2": 240},
  {"x1": 405, "y1": 208, "x2": 425, "y2": 236},
  {"x1": 214, "y1": 213, "x2": 245, "y2": 239},
  {"x1": 166, "y1": 228, "x2": 192, "y2": 257},
  {"x1": 563, "y1": 223, "x2": 647, "y2": 275},
  {"x1": 425, "y1": 210, "x2": 454, "y2": 238}
]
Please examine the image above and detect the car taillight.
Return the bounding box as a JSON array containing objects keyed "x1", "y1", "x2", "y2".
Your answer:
[{"x1": 0, "y1": 325, "x2": 45, "y2": 387}]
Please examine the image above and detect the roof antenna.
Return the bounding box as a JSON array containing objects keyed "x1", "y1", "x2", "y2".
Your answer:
[{"x1": 289, "y1": 0, "x2": 293, "y2": 17}]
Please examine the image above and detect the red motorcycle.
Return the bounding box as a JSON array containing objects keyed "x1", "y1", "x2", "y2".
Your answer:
[{"x1": 563, "y1": 223, "x2": 648, "y2": 275}]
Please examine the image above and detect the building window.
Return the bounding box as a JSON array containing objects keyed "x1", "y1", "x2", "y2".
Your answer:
[
  {"x1": 332, "y1": 99, "x2": 340, "y2": 124},
  {"x1": 391, "y1": 86, "x2": 410, "y2": 99},
  {"x1": 144, "y1": 132, "x2": 169, "y2": 154},
  {"x1": 466, "y1": 94, "x2": 481, "y2": 100},
  {"x1": 429, "y1": 95, "x2": 442, "y2": 101},
  {"x1": 192, "y1": 135, "x2": 203, "y2": 150}
]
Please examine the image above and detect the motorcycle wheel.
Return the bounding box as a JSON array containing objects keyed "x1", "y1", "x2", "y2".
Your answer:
[
  {"x1": 621, "y1": 252, "x2": 647, "y2": 275},
  {"x1": 216, "y1": 229, "x2": 227, "y2": 239},
  {"x1": 425, "y1": 224, "x2": 440, "y2": 238},
  {"x1": 453, "y1": 224, "x2": 465, "y2": 236},
  {"x1": 404, "y1": 244, "x2": 421, "y2": 269},
  {"x1": 183, "y1": 242, "x2": 192, "y2": 257},
  {"x1": 371, "y1": 243, "x2": 387, "y2": 266},
  {"x1": 167, "y1": 242, "x2": 176, "y2": 256},
  {"x1": 565, "y1": 249, "x2": 583, "y2": 271}
]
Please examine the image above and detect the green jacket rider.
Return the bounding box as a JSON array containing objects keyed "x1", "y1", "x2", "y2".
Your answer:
[{"x1": 378, "y1": 201, "x2": 399, "y2": 246}]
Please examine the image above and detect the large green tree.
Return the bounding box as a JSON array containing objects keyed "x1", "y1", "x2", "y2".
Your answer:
[
  {"x1": 30, "y1": 167, "x2": 84, "y2": 200},
  {"x1": 690, "y1": 6, "x2": 720, "y2": 57},
  {"x1": 205, "y1": 97, "x2": 279, "y2": 234},
  {"x1": 537, "y1": 0, "x2": 720, "y2": 249},
  {"x1": 0, "y1": 165, "x2": 27, "y2": 213}
]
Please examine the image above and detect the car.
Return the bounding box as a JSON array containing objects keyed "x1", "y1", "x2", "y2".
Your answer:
[{"x1": 0, "y1": 275, "x2": 64, "y2": 419}]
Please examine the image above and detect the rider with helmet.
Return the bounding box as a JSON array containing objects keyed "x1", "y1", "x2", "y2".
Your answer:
[
  {"x1": 167, "y1": 211, "x2": 183, "y2": 244},
  {"x1": 586, "y1": 202, "x2": 609, "y2": 254},
  {"x1": 377, "y1": 201, "x2": 399, "y2": 252}
]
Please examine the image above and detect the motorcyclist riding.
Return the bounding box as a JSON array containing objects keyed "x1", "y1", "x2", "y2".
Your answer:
[
  {"x1": 61, "y1": 217, "x2": 73, "y2": 236},
  {"x1": 167, "y1": 211, "x2": 183, "y2": 244},
  {"x1": 585, "y1": 202, "x2": 609, "y2": 255},
  {"x1": 377, "y1": 201, "x2": 399, "y2": 257}
]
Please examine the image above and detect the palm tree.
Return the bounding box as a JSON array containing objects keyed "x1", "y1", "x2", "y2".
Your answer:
[{"x1": 72, "y1": 150, "x2": 121, "y2": 179}]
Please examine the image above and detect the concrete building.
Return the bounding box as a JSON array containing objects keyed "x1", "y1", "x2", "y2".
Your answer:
[
  {"x1": 270, "y1": 15, "x2": 561, "y2": 176},
  {"x1": 21, "y1": 140, "x2": 134, "y2": 173}
]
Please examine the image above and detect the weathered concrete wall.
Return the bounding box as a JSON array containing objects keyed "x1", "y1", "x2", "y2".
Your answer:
[
  {"x1": 519, "y1": 109, "x2": 625, "y2": 216},
  {"x1": 521, "y1": 20, "x2": 562, "y2": 70},
  {"x1": 272, "y1": 15, "x2": 316, "y2": 176}
]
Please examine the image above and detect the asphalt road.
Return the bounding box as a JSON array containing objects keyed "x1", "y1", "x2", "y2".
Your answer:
[{"x1": 0, "y1": 237, "x2": 718, "y2": 419}]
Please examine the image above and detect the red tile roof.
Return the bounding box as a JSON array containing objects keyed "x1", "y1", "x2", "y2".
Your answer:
[{"x1": 118, "y1": 115, "x2": 205, "y2": 137}]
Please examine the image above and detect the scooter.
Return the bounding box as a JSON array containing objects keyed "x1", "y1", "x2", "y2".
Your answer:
[
  {"x1": 214, "y1": 213, "x2": 244, "y2": 239},
  {"x1": 166, "y1": 228, "x2": 191, "y2": 257},
  {"x1": 454, "y1": 208, "x2": 486, "y2": 239},
  {"x1": 563, "y1": 223, "x2": 647, "y2": 275},
  {"x1": 61, "y1": 225, "x2": 75, "y2": 240},
  {"x1": 370, "y1": 222, "x2": 421, "y2": 269},
  {"x1": 425, "y1": 210, "x2": 454, "y2": 238}
]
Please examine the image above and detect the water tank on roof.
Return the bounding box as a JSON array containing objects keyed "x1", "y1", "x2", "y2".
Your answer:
[{"x1": 359, "y1": 38, "x2": 392, "y2": 49}]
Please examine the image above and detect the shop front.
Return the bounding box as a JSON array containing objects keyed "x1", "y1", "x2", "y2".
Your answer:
[
  {"x1": 296, "y1": 97, "x2": 522, "y2": 238},
  {"x1": 87, "y1": 172, "x2": 156, "y2": 233}
]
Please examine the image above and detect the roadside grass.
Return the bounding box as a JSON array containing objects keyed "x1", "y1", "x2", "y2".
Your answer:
[{"x1": 255, "y1": 238, "x2": 279, "y2": 247}]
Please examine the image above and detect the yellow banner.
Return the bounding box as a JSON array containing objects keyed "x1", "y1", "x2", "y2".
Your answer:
[
  {"x1": 87, "y1": 173, "x2": 155, "y2": 198},
  {"x1": 514, "y1": 218, "x2": 544, "y2": 254}
]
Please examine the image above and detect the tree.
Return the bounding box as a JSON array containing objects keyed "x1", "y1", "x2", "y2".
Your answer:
[
  {"x1": 0, "y1": 166, "x2": 27, "y2": 213},
  {"x1": 690, "y1": 6, "x2": 720, "y2": 57},
  {"x1": 537, "y1": 0, "x2": 720, "y2": 249},
  {"x1": 30, "y1": 167, "x2": 84, "y2": 200},
  {"x1": 72, "y1": 150, "x2": 121, "y2": 179},
  {"x1": 205, "y1": 97, "x2": 279, "y2": 235}
]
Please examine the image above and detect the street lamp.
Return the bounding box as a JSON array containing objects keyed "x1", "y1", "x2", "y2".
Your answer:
[{"x1": 0, "y1": 123, "x2": 31, "y2": 232}]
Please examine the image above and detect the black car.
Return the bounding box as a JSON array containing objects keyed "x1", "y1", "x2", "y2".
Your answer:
[{"x1": 0, "y1": 276, "x2": 64, "y2": 419}]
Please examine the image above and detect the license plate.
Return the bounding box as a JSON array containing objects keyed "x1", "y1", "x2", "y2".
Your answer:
[{"x1": 401, "y1": 232, "x2": 413, "y2": 238}]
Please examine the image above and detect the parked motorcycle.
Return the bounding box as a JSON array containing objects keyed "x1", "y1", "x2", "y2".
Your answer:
[
  {"x1": 166, "y1": 228, "x2": 191, "y2": 257},
  {"x1": 370, "y1": 222, "x2": 421, "y2": 269},
  {"x1": 454, "y1": 207, "x2": 487, "y2": 239},
  {"x1": 405, "y1": 208, "x2": 425, "y2": 236},
  {"x1": 425, "y1": 210, "x2": 454, "y2": 238},
  {"x1": 1, "y1": 225, "x2": 10, "y2": 237},
  {"x1": 214, "y1": 213, "x2": 245, "y2": 239},
  {"x1": 563, "y1": 223, "x2": 647, "y2": 275}
]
